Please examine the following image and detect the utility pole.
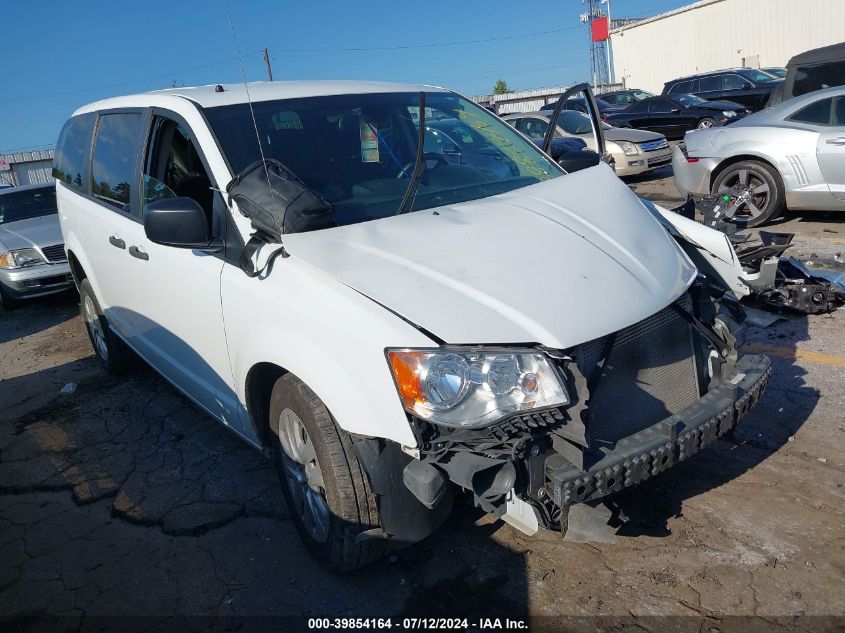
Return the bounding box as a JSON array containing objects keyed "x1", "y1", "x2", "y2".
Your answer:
[{"x1": 262, "y1": 48, "x2": 274, "y2": 81}]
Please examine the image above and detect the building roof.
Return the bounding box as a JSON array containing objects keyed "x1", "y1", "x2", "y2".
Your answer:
[
  {"x1": 610, "y1": 0, "x2": 724, "y2": 34},
  {"x1": 74, "y1": 80, "x2": 445, "y2": 114}
]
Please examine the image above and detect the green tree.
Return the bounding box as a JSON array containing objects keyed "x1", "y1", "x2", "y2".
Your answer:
[{"x1": 493, "y1": 79, "x2": 510, "y2": 95}]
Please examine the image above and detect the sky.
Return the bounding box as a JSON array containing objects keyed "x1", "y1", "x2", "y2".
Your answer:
[{"x1": 0, "y1": 0, "x2": 692, "y2": 153}]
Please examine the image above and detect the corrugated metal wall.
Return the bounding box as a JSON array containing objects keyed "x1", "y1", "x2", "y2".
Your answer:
[
  {"x1": 0, "y1": 149, "x2": 55, "y2": 186},
  {"x1": 610, "y1": 0, "x2": 845, "y2": 93}
]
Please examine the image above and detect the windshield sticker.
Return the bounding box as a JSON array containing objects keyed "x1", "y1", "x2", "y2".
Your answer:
[{"x1": 360, "y1": 120, "x2": 380, "y2": 163}]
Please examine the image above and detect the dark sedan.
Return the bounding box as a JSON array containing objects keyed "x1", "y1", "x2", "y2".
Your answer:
[{"x1": 605, "y1": 94, "x2": 749, "y2": 140}]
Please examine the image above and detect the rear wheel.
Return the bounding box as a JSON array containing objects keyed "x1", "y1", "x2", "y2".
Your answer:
[
  {"x1": 268, "y1": 373, "x2": 388, "y2": 571},
  {"x1": 78, "y1": 279, "x2": 137, "y2": 374},
  {"x1": 711, "y1": 160, "x2": 785, "y2": 227}
]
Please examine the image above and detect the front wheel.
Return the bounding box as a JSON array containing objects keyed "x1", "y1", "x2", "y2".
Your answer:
[
  {"x1": 697, "y1": 118, "x2": 716, "y2": 129},
  {"x1": 711, "y1": 160, "x2": 785, "y2": 227},
  {"x1": 268, "y1": 373, "x2": 388, "y2": 571}
]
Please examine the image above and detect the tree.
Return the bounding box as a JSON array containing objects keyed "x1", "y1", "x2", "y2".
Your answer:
[{"x1": 493, "y1": 79, "x2": 510, "y2": 95}]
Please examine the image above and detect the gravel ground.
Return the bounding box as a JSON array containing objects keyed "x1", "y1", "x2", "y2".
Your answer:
[{"x1": 1, "y1": 170, "x2": 843, "y2": 631}]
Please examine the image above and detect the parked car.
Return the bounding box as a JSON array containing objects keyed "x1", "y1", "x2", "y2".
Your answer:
[
  {"x1": 540, "y1": 96, "x2": 625, "y2": 120},
  {"x1": 662, "y1": 68, "x2": 783, "y2": 111},
  {"x1": 55, "y1": 81, "x2": 770, "y2": 569},
  {"x1": 673, "y1": 85, "x2": 845, "y2": 227},
  {"x1": 423, "y1": 117, "x2": 519, "y2": 179},
  {"x1": 768, "y1": 42, "x2": 845, "y2": 106},
  {"x1": 597, "y1": 89, "x2": 654, "y2": 107},
  {"x1": 762, "y1": 67, "x2": 787, "y2": 79},
  {"x1": 503, "y1": 110, "x2": 671, "y2": 176},
  {"x1": 0, "y1": 183, "x2": 73, "y2": 309},
  {"x1": 605, "y1": 94, "x2": 748, "y2": 140},
  {"x1": 532, "y1": 136, "x2": 601, "y2": 173}
]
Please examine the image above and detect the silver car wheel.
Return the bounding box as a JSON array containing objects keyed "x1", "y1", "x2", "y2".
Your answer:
[
  {"x1": 278, "y1": 407, "x2": 330, "y2": 543},
  {"x1": 83, "y1": 295, "x2": 109, "y2": 361},
  {"x1": 717, "y1": 168, "x2": 770, "y2": 220},
  {"x1": 698, "y1": 119, "x2": 715, "y2": 129}
]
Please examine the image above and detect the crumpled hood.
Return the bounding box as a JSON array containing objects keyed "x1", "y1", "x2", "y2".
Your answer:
[
  {"x1": 0, "y1": 215, "x2": 63, "y2": 253},
  {"x1": 284, "y1": 164, "x2": 697, "y2": 348}
]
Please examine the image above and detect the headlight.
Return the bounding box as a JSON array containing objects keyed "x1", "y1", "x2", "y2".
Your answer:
[
  {"x1": 722, "y1": 110, "x2": 736, "y2": 118},
  {"x1": 387, "y1": 348, "x2": 569, "y2": 428},
  {"x1": 617, "y1": 141, "x2": 640, "y2": 156},
  {"x1": 0, "y1": 248, "x2": 46, "y2": 269}
]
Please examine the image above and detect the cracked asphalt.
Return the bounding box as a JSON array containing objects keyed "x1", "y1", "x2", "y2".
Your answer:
[{"x1": 1, "y1": 170, "x2": 844, "y2": 630}]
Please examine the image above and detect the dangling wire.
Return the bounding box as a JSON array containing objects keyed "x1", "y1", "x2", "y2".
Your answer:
[{"x1": 224, "y1": 0, "x2": 284, "y2": 274}]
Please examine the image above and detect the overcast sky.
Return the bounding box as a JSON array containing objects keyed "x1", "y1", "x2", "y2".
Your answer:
[{"x1": 0, "y1": 0, "x2": 691, "y2": 152}]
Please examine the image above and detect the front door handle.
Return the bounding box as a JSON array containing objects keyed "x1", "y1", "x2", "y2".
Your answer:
[
  {"x1": 128, "y1": 246, "x2": 149, "y2": 261},
  {"x1": 826, "y1": 137, "x2": 845, "y2": 146},
  {"x1": 108, "y1": 235, "x2": 125, "y2": 249}
]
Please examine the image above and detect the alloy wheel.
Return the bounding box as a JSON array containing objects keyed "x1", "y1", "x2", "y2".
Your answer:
[
  {"x1": 717, "y1": 168, "x2": 771, "y2": 221},
  {"x1": 83, "y1": 295, "x2": 108, "y2": 361},
  {"x1": 698, "y1": 119, "x2": 715, "y2": 129},
  {"x1": 278, "y1": 407, "x2": 330, "y2": 543}
]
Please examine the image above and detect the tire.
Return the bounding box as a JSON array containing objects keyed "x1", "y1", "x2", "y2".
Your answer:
[
  {"x1": 78, "y1": 278, "x2": 137, "y2": 374},
  {"x1": 711, "y1": 160, "x2": 785, "y2": 227},
  {"x1": 697, "y1": 118, "x2": 716, "y2": 129},
  {"x1": 268, "y1": 373, "x2": 388, "y2": 571},
  {"x1": 0, "y1": 285, "x2": 19, "y2": 310}
]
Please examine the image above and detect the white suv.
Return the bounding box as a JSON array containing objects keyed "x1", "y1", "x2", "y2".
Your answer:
[{"x1": 54, "y1": 81, "x2": 770, "y2": 570}]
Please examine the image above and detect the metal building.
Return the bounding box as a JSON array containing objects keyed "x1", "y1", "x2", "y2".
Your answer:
[
  {"x1": 610, "y1": 0, "x2": 845, "y2": 94},
  {"x1": 0, "y1": 148, "x2": 55, "y2": 187}
]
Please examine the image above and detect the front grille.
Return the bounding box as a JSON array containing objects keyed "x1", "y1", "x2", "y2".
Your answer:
[
  {"x1": 639, "y1": 138, "x2": 669, "y2": 152},
  {"x1": 41, "y1": 244, "x2": 67, "y2": 262},
  {"x1": 575, "y1": 301, "x2": 700, "y2": 445}
]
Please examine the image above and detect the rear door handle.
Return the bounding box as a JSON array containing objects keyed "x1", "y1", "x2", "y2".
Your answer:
[
  {"x1": 128, "y1": 246, "x2": 149, "y2": 261},
  {"x1": 826, "y1": 137, "x2": 845, "y2": 146},
  {"x1": 108, "y1": 235, "x2": 125, "y2": 249}
]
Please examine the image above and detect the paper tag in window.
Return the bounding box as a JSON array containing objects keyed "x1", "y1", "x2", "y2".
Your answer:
[{"x1": 360, "y1": 120, "x2": 379, "y2": 163}]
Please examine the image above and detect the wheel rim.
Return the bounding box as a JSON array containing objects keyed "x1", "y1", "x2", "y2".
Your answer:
[
  {"x1": 698, "y1": 119, "x2": 714, "y2": 129},
  {"x1": 83, "y1": 295, "x2": 108, "y2": 361},
  {"x1": 278, "y1": 408, "x2": 330, "y2": 543},
  {"x1": 717, "y1": 167, "x2": 770, "y2": 221}
]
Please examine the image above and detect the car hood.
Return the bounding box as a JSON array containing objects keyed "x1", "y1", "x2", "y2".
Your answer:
[
  {"x1": 0, "y1": 214, "x2": 62, "y2": 253},
  {"x1": 284, "y1": 165, "x2": 697, "y2": 349},
  {"x1": 604, "y1": 127, "x2": 665, "y2": 143}
]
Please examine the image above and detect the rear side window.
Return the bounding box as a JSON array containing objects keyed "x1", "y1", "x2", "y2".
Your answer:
[
  {"x1": 723, "y1": 74, "x2": 748, "y2": 90},
  {"x1": 788, "y1": 98, "x2": 833, "y2": 125},
  {"x1": 699, "y1": 76, "x2": 722, "y2": 91},
  {"x1": 53, "y1": 113, "x2": 96, "y2": 190},
  {"x1": 91, "y1": 113, "x2": 142, "y2": 212}
]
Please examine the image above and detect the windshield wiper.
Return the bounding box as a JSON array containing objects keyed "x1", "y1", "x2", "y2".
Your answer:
[{"x1": 395, "y1": 91, "x2": 426, "y2": 216}]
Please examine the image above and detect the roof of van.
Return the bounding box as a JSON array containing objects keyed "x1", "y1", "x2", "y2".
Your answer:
[
  {"x1": 73, "y1": 80, "x2": 447, "y2": 114},
  {"x1": 787, "y1": 41, "x2": 845, "y2": 67}
]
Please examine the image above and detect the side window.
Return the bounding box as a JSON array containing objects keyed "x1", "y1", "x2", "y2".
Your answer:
[
  {"x1": 834, "y1": 97, "x2": 845, "y2": 126},
  {"x1": 788, "y1": 98, "x2": 833, "y2": 125},
  {"x1": 724, "y1": 74, "x2": 748, "y2": 90},
  {"x1": 143, "y1": 117, "x2": 215, "y2": 225},
  {"x1": 649, "y1": 99, "x2": 674, "y2": 113},
  {"x1": 602, "y1": 94, "x2": 620, "y2": 105},
  {"x1": 91, "y1": 113, "x2": 142, "y2": 212},
  {"x1": 521, "y1": 118, "x2": 551, "y2": 140},
  {"x1": 668, "y1": 80, "x2": 691, "y2": 94},
  {"x1": 53, "y1": 113, "x2": 96, "y2": 190},
  {"x1": 699, "y1": 76, "x2": 722, "y2": 92},
  {"x1": 794, "y1": 61, "x2": 845, "y2": 97}
]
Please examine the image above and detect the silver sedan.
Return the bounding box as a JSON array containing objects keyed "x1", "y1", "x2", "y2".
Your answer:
[
  {"x1": 0, "y1": 184, "x2": 73, "y2": 309},
  {"x1": 672, "y1": 85, "x2": 845, "y2": 226}
]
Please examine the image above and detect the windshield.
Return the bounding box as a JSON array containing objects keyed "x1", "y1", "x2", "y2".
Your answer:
[
  {"x1": 764, "y1": 68, "x2": 786, "y2": 79},
  {"x1": 674, "y1": 93, "x2": 708, "y2": 107},
  {"x1": 205, "y1": 91, "x2": 562, "y2": 229},
  {"x1": 631, "y1": 90, "x2": 653, "y2": 100},
  {"x1": 740, "y1": 69, "x2": 779, "y2": 83},
  {"x1": 0, "y1": 187, "x2": 57, "y2": 225}
]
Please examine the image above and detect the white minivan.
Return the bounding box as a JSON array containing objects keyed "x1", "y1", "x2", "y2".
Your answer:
[{"x1": 54, "y1": 81, "x2": 770, "y2": 570}]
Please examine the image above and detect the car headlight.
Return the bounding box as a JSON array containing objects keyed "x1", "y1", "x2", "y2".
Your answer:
[
  {"x1": 617, "y1": 140, "x2": 640, "y2": 156},
  {"x1": 387, "y1": 348, "x2": 569, "y2": 428},
  {"x1": 722, "y1": 110, "x2": 736, "y2": 118},
  {"x1": 0, "y1": 248, "x2": 46, "y2": 269}
]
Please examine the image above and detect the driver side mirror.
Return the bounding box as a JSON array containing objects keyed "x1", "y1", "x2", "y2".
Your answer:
[{"x1": 143, "y1": 197, "x2": 221, "y2": 252}]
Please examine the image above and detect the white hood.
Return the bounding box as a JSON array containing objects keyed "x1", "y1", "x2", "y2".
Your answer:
[{"x1": 283, "y1": 165, "x2": 697, "y2": 349}]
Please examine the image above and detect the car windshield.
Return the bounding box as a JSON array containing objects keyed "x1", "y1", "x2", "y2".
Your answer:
[
  {"x1": 674, "y1": 93, "x2": 708, "y2": 107},
  {"x1": 740, "y1": 69, "x2": 779, "y2": 83},
  {"x1": 0, "y1": 187, "x2": 57, "y2": 225},
  {"x1": 764, "y1": 68, "x2": 786, "y2": 79},
  {"x1": 631, "y1": 90, "x2": 653, "y2": 100},
  {"x1": 205, "y1": 91, "x2": 562, "y2": 229}
]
